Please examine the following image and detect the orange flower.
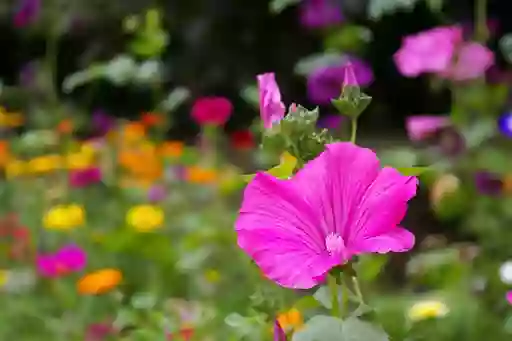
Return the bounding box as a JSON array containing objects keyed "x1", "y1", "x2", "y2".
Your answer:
[
  {"x1": 504, "y1": 174, "x2": 512, "y2": 194},
  {"x1": 77, "y1": 269, "x2": 122, "y2": 295},
  {"x1": 119, "y1": 149, "x2": 162, "y2": 180},
  {"x1": 185, "y1": 166, "x2": 218, "y2": 184},
  {"x1": 158, "y1": 141, "x2": 184, "y2": 159},
  {"x1": 0, "y1": 141, "x2": 10, "y2": 167},
  {"x1": 141, "y1": 112, "x2": 163, "y2": 127},
  {"x1": 57, "y1": 119, "x2": 73, "y2": 134},
  {"x1": 121, "y1": 122, "x2": 146, "y2": 142}
]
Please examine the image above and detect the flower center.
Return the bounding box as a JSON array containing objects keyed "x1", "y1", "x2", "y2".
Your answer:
[{"x1": 325, "y1": 233, "x2": 344, "y2": 255}]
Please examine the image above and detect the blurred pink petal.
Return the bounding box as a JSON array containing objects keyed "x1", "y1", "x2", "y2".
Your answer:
[
  {"x1": 406, "y1": 115, "x2": 451, "y2": 141},
  {"x1": 235, "y1": 142, "x2": 417, "y2": 289},
  {"x1": 257, "y1": 73, "x2": 286, "y2": 129},
  {"x1": 441, "y1": 42, "x2": 494, "y2": 81},
  {"x1": 507, "y1": 291, "x2": 512, "y2": 305}
]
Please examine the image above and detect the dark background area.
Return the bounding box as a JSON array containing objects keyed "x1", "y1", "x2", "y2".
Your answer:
[{"x1": 0, "y1": 0, "x2": 510, "y2": 140}]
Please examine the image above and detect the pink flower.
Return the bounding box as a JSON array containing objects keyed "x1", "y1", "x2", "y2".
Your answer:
[
  {"x1": 507, "y1": 291, "x2": 512, "y2": 305},
  {"x1": 441, "y1": 42, "x2": 494, "y2": 81},
  {"x1": 36, "y1": 244, "x2": 87, "y2": 278},
  {"x1": 394, "y1": 26, "x2": 463, "y2": 77},
  {"x1": 235, "y1": 142, "x2": 417, "y2": 289},
  {"x1": 274, "y1": 320, "x2": 287, "y2": 341},
  {"x1": 191, "y1": 97, "x2": 232, "y2": 126},
  {"x1": 257, "y1": 73, "x2": 286, "y2": 129},
  {"x1": 405, "y1": 115, "x2": 451, "y2": 141},
  {"x1": 69, "y1": 167, "x2": 102, "y2": 188},
  {"x1": 85, "y1": 322, "x2": 116, "y2": 341}
]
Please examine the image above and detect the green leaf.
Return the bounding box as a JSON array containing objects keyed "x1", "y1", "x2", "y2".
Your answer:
[
  {"x1": 356, "y1": 255, "x2": 388, "y2": 282},
  {"x1": 292, "y1": 316, "x2": 389, "y2": 341},
  {"x1": 395, "y1": 167, "x2": 430, "y2": 176},
  {"x1": 269, "y1": 0, "x2": 301, "y2": 14},
  {"x1": 242, "y1": 152, "x2": 297, "y2": 182},
  {"x1": 240, "y1": 85, "x2": 259, "y2": 108},
  {"x1": 367, "y1": 0, "x2": 422, "y2": 20},
  {"x1": 500, "y1": 34, "x2": 512, "y2": 64},
  {"x1": 294, "y1": 53, "x2": 347, "y2": 76},
  {"x1": 160, "y1": 87, "x2": 190, "y2": 112},
  {"x1": 324, "y1": 25, "x2": 373, "y2": 52}
]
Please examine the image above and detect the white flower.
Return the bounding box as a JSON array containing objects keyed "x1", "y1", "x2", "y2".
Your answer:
[{"x1": 499, "y1": 261, "x2": 512, "y2": 284}]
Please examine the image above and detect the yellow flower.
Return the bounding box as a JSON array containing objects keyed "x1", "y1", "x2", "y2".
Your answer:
[
  {"x1": 43, "y1": 204, "x2": 85, "y2": 230},
  {"x1": 5, "y1": 159, "x2": 26, "y2": 179},
  {"x1": 277, "y1": 308, "x2": 303, "y2": 332},
  {"x1": 127, "y1": 205, "x2": 164, "y2": 232},
  {"x1": 66, "y1": 152, "x2": 94, "y2": 170},
  {"x1": 0, "y1": 269, "x2": 9, "y2": 287},
  {"x1": 408, "y1": 300, "x2": 449, "y2": 322},
  {"x1": 28, "y1": 154, "x2": 62, "y2": 174},
  {"x1": 204, "y1": 269, "x2": 220, "y2": 283}
]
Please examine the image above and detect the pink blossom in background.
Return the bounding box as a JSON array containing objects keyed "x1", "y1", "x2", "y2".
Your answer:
[
  {"x1": 394, "y1": 26, "x2": 463, "y2": 77},
  {"x1": 257, "y1": 73, "x2": 286, "y2": 129},
  {"x1": 405, "y1": 115, "x2": 451, "y2": 141},
  {"x1": 36, "y1": 244, "x2": 87, "y2": 278},
  {"x1": 507, "y1": 291, "x2": 512, "y2": 305},
  {"x1": 147, "y1": 185, "x2": 167, "y2": 202},
  {"x1": 69, "y1": 167, "x2": 102, "y2": 188},
  {"x1": 441, "y1": 42, "x2": 494, "y2": 81},
  {"x1": 235, "y1": 142, "x2": 418, "y2": 289},
  {"x1": 307, "y1": 58, "x2": 373, "y2": 105},
  {"x1": 317, "y1": 114, "x2": 344, "y2": 129},
  {"x1": 14, "y1": 0, "x2": 40, "y2": 27},
  {"x1": 191, "y1": 97, "x2": 232, "y2": 126},
  {"x1": 85, "y1": 322, "x2": 116, "y2": 341},
  {"x1": 299, "y1": 0, "x2": 344, "y2": 29}
]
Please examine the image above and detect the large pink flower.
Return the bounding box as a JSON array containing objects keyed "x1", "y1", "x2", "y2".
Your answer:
[
  {"x1": 235, "y1": 142, "x2": 417, "y2": 289},
  {"x1": 394, "y1": 26, "x2": 463, "y2": 77},
  {"x1": 257, "y1": 73, "x2": 286, "y2": 129}
]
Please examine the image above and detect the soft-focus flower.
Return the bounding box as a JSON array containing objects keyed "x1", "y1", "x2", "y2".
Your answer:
[
  {"x1": 27, "y1": 154, "x2": 62, "y2": 174},
  {"x1": 66, "y1": 151, "x2": 95, "y2": 170},
  {"x1": 121, "y1": 122, "x2": 146, "y2": 142},
  {"x1": 0, "y1": 141, "x2": 10, "y2": 168},
  {"x1": 503, "y1": 174, "x2": 512, "y2": 194},
  {"x1": 394, "y1": 26, "x2": 463, "y2": 77},
  {"x1": 406, "y1": 115, "x2": 451, "y2": 141},
  {"x1": 147, "y1": 185, "x2": 167, "y2": 202},
  {"x1": 274, "y1": 320, "x2": 287, "y2": 341},
  {"x1": 36, "y1": 244, "x2": 87, "y2": 278},
  {"x1": 0, "y1": 213, "x2": 31, "y2": 261},
  {"x1": 57, "y1": 119, "x2": 73, "y2": 135},
  {"x1": 277, "y1": 308, "x2": 303, "y2": 332},
  {"x1": 498, "y1": 112, "x2": 512, "y2": 138},
  {"x1": 230, "y1": 130, "x2": 255, "y2": 150},
  {"x1": 299, "y1": 0, "x2": 344, "y2": 29},
  {"x1": 43, "y1": 204, "x2": 85, "y2": 230},
  {"x1": 430, "y1": 173, "x2": 460, "y2": 207},
  {"x1": 499, "y1": 261, "x2": 512, "y2": 284},
  {"x1": 0, "y1": 109, "x2": 24, "y2": 128},
  {"x1": 5, "y1": 159, "x2": 26, "y2": 178},
  {"x1": 257, "y1": 73, "x2": 286, "y2": 129},
  {"x1": 185, "y1": 166, "x2": 218, "y2": 184},
  {"x1": 474, "y1": 171, "x2": 503, "y2": 196},
  {"x1": 127, "y1": 205, "x2": 164, "y2": 232},
  {"x1": 77, "y1": 269, "x2": 122, "y2": 295},
  {"x1": 235, "y1": 142, "x2": 417, "y2": 289},
  {"x1": 0, "y1": 268, "x2": 35, "y2": 293},
  {"x1": 92, "y1": 110, "x2": 115, "y2": 137},
  {"x1": 317, "y1": 114, "x2": 343, "y2": 129},
  {"x1": 158, "y1": 141, "x2": 184, "y2": 159},
  {"x1": 191, "y1": 97, "x2": 232, "y2": 126},
  {"x1": 408, "y1": 300, "x2": 449, "y2": 321},
  {"x1": 507, "y1": 291, "x2": 512, "y2": 305},
  {"x1": 307, "y1": 58, "x2": 373, "y2": 105},
  {"x1": 441, "y1": 42, "x2": 494, "y2": 81},
  {"x1": 166, "y1": 328, "x2": 194, "y2": 341},
  {"x1": 141, "y1": 112, "x2": 163, "y2": 127},
  {"x1": 0, "y1": 269, "x2": 8, "y2": 287},
  {"x1": 14, "y1": 0, "x2": 40, "y2": 27},
  {"x1": 85, "y1": 322, "x2": 116, "y2": 341},
  {"x1": 69, "y1": 167, "x2": 102, "y2": 187}
]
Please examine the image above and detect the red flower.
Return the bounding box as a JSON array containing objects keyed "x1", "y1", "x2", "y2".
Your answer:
[
  {"x1": 191, "y1": 97, "x2": 232, "y2": 126},
  {"x1": 166, "y1": 328, "x2": 194, "y2": 340},
  {"x1": 230, "y1": 130, "x2": 255, "y2": 150}
]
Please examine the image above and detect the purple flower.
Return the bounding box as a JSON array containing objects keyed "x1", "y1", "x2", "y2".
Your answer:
[
  {"x1": 69, "y1": 167, "x2": 102, "y2": 188},
  {"x1": 299, "y1": 0, "x2": 344, "y2": 29},
  {"x1": 36, "y1": 244, "x2": 87, "y2": 278},
  {"x1": 317, "y1": 114, "x2": 343, "y2": 129},
  {"x1": 148, "y1": 185, "x2": 167, "y2": 202},
  {"x1": 14, "y1": 0, "x2": 40, "y2": 27},
  {"x1": 274, "y1": 320, "x2": 287, "y2": 341},
  {"x1": 307, "y1": 58, "x2": 373, "y2": 105},
  {"x1": 92, "y1": 110, "x2": 115, "y2": 136},
  {"x1": 474, "y1": 171, "x2": 503, "y2": 196},
  {"x1": 498, "y1": 112, "x2": 512, "y2": 138},
  {"x1": 235, "y1": 142, "x2": 417, "y2": 289}
]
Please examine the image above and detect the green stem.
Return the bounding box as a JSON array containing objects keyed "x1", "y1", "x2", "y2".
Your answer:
[
  {"x1": 350, "y1": 118, "x2": 358, "y2": 144},
  {"x1": 328, "y1": 274, "x2": 340, "y2": 318},
  {"x1": 474, "y1": 0, "x2": 488, "y2": 43},
  {"x1": 351, "y1": 276, "x2": 365, "y2": 304}
]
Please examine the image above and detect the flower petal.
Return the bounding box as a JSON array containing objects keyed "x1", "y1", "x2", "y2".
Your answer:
[{"x1": 406, "y1": 115, "x2": 451, "y2": 141}]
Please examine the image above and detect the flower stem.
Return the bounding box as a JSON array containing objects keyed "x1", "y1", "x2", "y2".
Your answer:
[
  {"x1": 351, "y1": 276, "x2": 365, "y2": 304},
  {"x1": 350, "y1": 118, "x2": 358, "y2": 144},
  {"x1": 328, "y1": 274, "x2": 340, "y2": 318},
  {"x1": 474, "y1": 0, "x2": 488, "y2": 43}
]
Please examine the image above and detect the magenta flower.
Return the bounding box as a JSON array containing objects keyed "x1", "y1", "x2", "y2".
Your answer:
[
  {"x1": 274, "y1": 320, "x2": 287, "y2": 341},
  {"x1": 507, "y1": 291, "x2": 512, "y2": 305},
  {"x1": 69, "y1": 167, "x2": 102, "y2": 188},
  {"x1": 440, "y1": 42, "x2": 494, "y2": 81},
  {"x1": 92, "y1": 109, "x2": 115, "y2": 136},
  {"x1": 191, "y1": 97, "x2": 233, "y2": 126},
  {"x1": 36, "y1": 244, "x2": 87, "y2": 278},
  {"x1": 85, "y1": 322, "x2": 116, "y2": 341},
  {"x1": 14, "y1": 0, "x2": 40, "y2": 27},
  {"x1": 147, "y1": 185, "x2": 167, "y2": 202},
  {"x1": 235, "y1": 142, "x2": 418, "y2": 289},
  {"x1": 307, "y1": 58, "x2": 373, "y2": 105},
  {"x1": 405, "y1": 115, "x2": 451, "y2": 141},
  {"x1": 317, "y1": 114, "x2": 343, "y2": 129},
  {"x1": 299, "y1": 0, "x2": 344, "y2": 29},
  {"x1": 257, "y1": 73, "x2": 286, "y2": 129},
  {"x1": 394, "y1": 26, "x2": 463, "y2": 77},
  {"x1": 474, "y1": 171, "x2": 503, "y2": 196}
]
